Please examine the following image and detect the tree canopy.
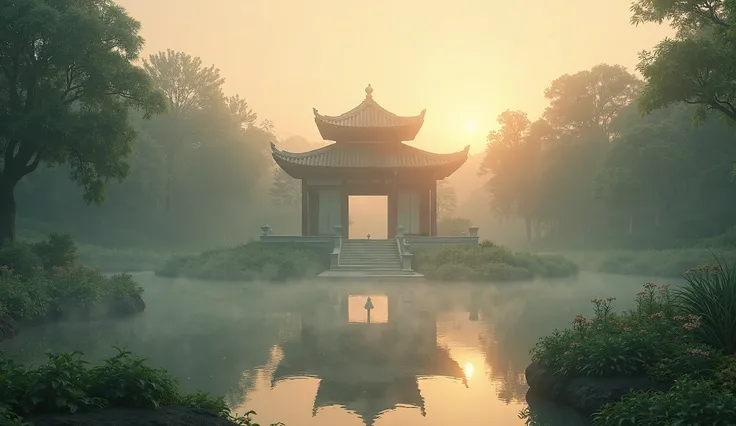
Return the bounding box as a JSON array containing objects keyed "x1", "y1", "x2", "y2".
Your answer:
[{"x1": 0, "y1": 0, "x2": 165, "y2": 242}]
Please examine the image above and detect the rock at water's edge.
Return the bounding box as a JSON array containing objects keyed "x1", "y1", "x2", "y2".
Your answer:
[
  {"x1": 25, "y1": 405, "x2": 240, "y2": 426},
  {"x1": 107, "y1": 295, "x2": 146, "y2": 317},
  {"x1": 525, "y1": 362, "x2": 669, "y2": 415},
  {"x1": 0, "y1": 315, "x2": 20, "y2": 342}
]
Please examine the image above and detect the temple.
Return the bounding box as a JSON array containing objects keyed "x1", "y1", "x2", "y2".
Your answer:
[
  {"x1": 271, "y1": 288, "x2": 467, "y2": 425},
  {"x1": 271, "y1": 84, "x2": 470, "y2": 238}
]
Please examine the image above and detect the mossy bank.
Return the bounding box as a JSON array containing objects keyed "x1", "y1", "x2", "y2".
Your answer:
[
  {"x1": 414, "y1": 241, "x2": 578, "y2": 281},
  {"x1": 157, "y1": 242, "x2": 330, "y2": 281}
]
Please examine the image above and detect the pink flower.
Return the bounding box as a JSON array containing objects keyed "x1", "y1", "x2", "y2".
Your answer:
[
  {"x1": 572, "y1": 314, "x2": 588, "y2": 325},
  {"x1": 687, "y1": 348, "x2": 710, "y2": 357}
]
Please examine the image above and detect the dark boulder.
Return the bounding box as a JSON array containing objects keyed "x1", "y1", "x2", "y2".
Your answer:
[
  {"x1": 525, "y1": 361, "x2": 669, "y2": 415},
  {"x1": 24, "y1": 406, "x2": 241, "y2": 426},
  {"x1": 0, "y1": 315, "x2": 20, "y2": 342},
  {"x1": 107, "y1": 295, "x2": 146, "y2": 317}
]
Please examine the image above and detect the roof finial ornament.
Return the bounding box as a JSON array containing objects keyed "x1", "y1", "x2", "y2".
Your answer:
[{"x1": 365, "y1": 83, "x2": 373, "y2": 99}]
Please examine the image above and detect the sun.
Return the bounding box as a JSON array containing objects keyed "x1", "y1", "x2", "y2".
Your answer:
[{"x1": 464, "y1": 121, "x2": 477, "y2": 134}]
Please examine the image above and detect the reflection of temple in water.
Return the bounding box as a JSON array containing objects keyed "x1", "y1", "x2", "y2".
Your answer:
[{"x1": 272, "y1": 288, "x2": 466, "y2": 426}]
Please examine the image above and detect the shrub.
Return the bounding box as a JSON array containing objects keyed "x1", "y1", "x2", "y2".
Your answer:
[
  {"x1": 0, "y1": 349, "x2": 283, "y2": 425},
  {"x1": 592, "y1": 377, "x2": 736, "y2": 426},
  {"x1": 677, "y1": 261, "x2": 736, "y2": 354},
  {"x1": 717, "y1": 355, "x2": 736, "y2": 392},
  {"x1": 0, "y1": 234, "x2": 143, "y2": 322},
  {"x1": 414, "y1": 241, "x2": 578, "y2": 282},
  {"x1": 30, "y1": 233, "x2": 77, "y2": 271},
  {"x1": 0, "y1": 242, "x2": 42, "y2": 277},
  {"x1": 157, "y1": 242, "x2": 330, "y2": 281},
  {"x1": 530, "y1": 284, "x2": 708, "y2": 378}
]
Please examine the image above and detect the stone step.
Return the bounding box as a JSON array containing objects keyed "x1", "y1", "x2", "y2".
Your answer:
[{"x1": 337, "y1": 266, "x2": 404, "y2": 271}]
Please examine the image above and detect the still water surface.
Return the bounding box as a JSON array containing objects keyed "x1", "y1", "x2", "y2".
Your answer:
[{"x1": 0, "y1": 272, "x2": 674, "y2": 426}]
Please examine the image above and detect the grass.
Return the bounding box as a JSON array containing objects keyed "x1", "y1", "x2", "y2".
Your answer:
[
  {"x1": 76, "y1": 244, "x2": 178, "y2": 272},
  {"x1": 522, "y1": 259, "x2": 736, "y2": 425},
  {"x1": 156, "y1": 242, "x2": 330, "y2": 281},
  {"x1": 558, "y1": 248, "x2": 736, "y2": 278},
  {"x1": 0, "y1": 349, "x2": 282, "y2": 426},
  {"x1": 414, "y1": 240, "x2": 579, "y2": 282}
]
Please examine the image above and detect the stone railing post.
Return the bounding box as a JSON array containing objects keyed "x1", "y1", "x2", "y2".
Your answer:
[
  {"x1": 469, "y1": 226, "x2": 479, "y2": 241},
  {"x1": 330, "y1": 225, "x2": 342, "y2": 269},
  {"x1": 396, "y1": 225, "x2": 413, "y2": 270}
]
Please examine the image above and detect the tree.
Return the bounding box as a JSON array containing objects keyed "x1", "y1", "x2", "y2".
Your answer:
[
  {"x1": 269, "y1": 168, "x2": 300, "y2": 207},
  {"x1": 0, "y1": 0, "x2": 165, "y2": 243},
  {"x1": 631, "y1": 0, "x2": 736, "y2": 122},
  {"x1": 543, "y1": 64, "x2": 641, "y2": 139},
  {"x1": 480, "y1": 110, "x2": 546, "y2": 243},
  {"x1": 141, "y1": 50, "x2": 231, "y2": 211},
  {"x1": 437, "y1": 179, "x2": 457, "y2": 219}
]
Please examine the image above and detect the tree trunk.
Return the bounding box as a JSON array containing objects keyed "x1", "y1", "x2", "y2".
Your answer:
[
  {"x1": 628, "y1": 214, "x2": 634, "y2": 234},
  {"x1": 0, "y1": 178, "x2": 17, "y2": 245},
  {"x1": 525, "y1": 217, "x2": 532, "y2": 244}
]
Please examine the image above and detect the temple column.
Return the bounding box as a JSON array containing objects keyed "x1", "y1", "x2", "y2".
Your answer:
[
  {"x1": 341, "y1": 184, "x2": 349, "y2": 239},
  {"x1": 429, "y1": 181, "x2": 438, "y2": 237},
  {"x1": 301, "y1": 181, "x2": 309, "y2": 236},
  {"x1": 309, "y1": 189, "x2": 319, "y2": 235},
  {"x1": 419, "y1": 184, "x2": 430, "y2": 235},
  {"x1": 388, "y1": 186, "x2": 398, "y2": 238}
]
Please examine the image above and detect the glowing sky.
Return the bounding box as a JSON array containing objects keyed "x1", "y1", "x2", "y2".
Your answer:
[{"x1": 116, "y1": 0, "x2": 673, "y2": 153}]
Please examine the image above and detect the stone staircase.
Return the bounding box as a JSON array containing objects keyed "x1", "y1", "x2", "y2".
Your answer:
[{"x1": 336, "y1": 239, "x2": 405, "y2": 273}]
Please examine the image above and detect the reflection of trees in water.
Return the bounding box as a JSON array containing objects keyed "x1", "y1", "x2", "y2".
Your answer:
[
  {"x1": 0, "y1": 315, "x2": 287, "y2": 409},
  {"x1": 478, "y1": 333, "x2": 528, "y2": 404}
]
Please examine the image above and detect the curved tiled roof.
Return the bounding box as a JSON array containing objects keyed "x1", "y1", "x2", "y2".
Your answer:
[
  {"x1": 313, "y1": 85, "x2": 425, "y2": 141},
  {"x1": 271, "y1": 142, "x2": 470, "y2": 169},
  {"x1": 313, "y1": 84, "x2": 426, "y2": 129}
]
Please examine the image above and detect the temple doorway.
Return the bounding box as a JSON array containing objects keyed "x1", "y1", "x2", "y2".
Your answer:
[{"x1": 348, "y1": 195, "x2": 388, "y2": 239}]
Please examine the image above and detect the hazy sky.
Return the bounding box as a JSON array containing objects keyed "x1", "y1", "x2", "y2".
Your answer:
[{"x1": 117, "y1": 0, "x2": 672, "y2": 153}]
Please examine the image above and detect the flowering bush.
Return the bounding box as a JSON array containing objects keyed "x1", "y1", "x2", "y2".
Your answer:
[
  {"x1": 530, "y1": 285, "x2": 708, "y2": 378},
  {"x1": 529, "y1": 270, "x2": 736, "y2": 425}
]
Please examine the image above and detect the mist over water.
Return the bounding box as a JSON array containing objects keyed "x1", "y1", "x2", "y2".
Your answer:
[{"x1": 0, "y1": 272, "x2": 673, "y2": 426}]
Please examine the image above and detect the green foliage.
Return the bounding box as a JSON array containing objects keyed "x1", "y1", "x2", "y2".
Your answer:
[
  {"x1": 530, "y1": 272, "x2": 736, "y2": 424},
  {"x1": 530, "y1": 283, "x2": 709, "y2": 377},
  {"x1": 592, "y1": 377, "x2": 736, "y2": 426},
  {"x1": 0, "y1": 0, "x2": 167, "y2": 242},
  {"x1": 0, "y1": 234, "x2": 141, "y2": 321},
  {"x1": 716, "y1": 355, "x2": 736, "y2": 392},
  {"x1": 677, "y1": 260, "x2": 736, "y2": 353},
  {"x1": 631, "y1": 0, "x2": 736, "y2": 123},
  {"x1": 157, "y1": 242, "x2": 330, "y2": 281},
  {"x1": 30, "y1": 233, "x2": 77, "y2": 271},
  {"x1": 414, "y1": 241, "x2": 578, "y2": 282},
  {"x1": 0, "y1": 349, "x2": 282, "y2": 425}
]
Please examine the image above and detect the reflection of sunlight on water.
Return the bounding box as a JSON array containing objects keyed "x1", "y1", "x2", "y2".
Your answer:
[{"x1": 463, "y1": 362, "x2": 474, "y2": 379}]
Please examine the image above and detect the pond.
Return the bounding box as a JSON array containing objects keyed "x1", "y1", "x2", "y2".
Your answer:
[{"x1": 0, "y1": 272, "x2": 676, "y2": 426}]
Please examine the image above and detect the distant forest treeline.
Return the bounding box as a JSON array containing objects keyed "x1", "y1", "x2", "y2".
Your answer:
[{"x1": 16, "y1": 62, "x2": 736, "y2": 251}]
